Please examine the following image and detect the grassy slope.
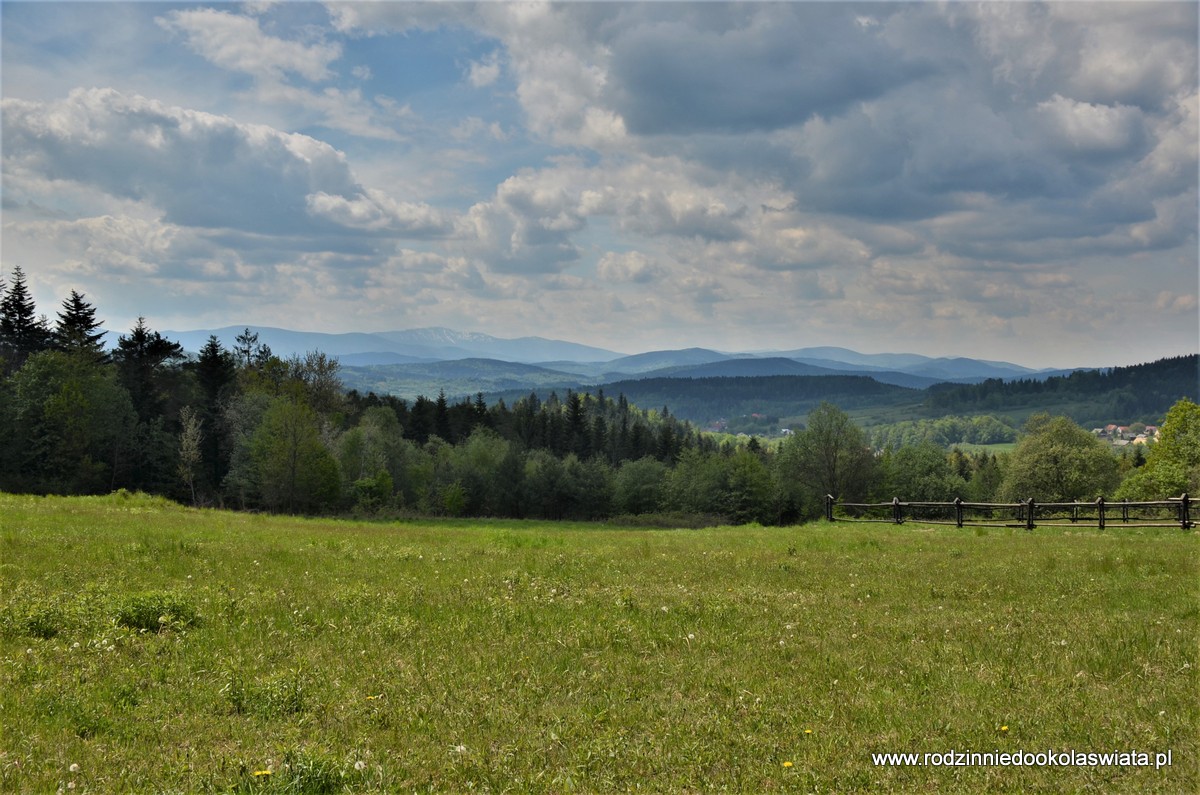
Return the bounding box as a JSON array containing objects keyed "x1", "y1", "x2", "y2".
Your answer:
[{"x1": 1, "y1": 493, "x2": 1196, "y2": 793}]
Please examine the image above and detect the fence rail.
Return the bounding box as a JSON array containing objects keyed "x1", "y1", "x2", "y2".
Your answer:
[{"x1": 825, "y1": 493, "x2": 1194, "y2": 531}]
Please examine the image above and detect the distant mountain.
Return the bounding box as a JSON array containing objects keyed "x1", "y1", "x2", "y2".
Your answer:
[
  {"x1": 163, "y1": 325, "x2": 624, "y2": 364},
  {"x1": 773, "y1": 347, "x2": 934, "y2": 370},
  {"x1": 624, "y1": 357, "x2": 942, "y2": 389},
  {"x1": 601, "y1": 347, "x2": 741, "y2": 374},
  {"x1": 339, "y1": 358, "x2": 583, "y2": 400},
  {"x1": 639, "y1": 357, "x2": 839, "y2": 379},
  {"x1": 904, "y1": 357, "x2": 1041, "y2": 381},
  {"x1": 768, "y1": 346, "x2": 1051, "y2": 381},
  {"x1": 374, "y1": 328, "x2": 624, "y2": 363}
]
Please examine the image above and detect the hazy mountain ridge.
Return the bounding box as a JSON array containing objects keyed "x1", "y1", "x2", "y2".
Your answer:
[
  {"x1": 162, "y1": 324, "x2": 1110, "y2": 404},
  {"x1": 163, "y1": 325, "x2": 625, "y2": 364}
]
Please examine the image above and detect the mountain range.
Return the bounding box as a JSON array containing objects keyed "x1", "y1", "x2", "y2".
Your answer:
[{"x1": 162, "y1": 325, "x2": 1076, "y2": 400}]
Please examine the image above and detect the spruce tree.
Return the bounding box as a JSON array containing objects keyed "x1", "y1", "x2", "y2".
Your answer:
[
  {"x1": 114, "y1": 317, "x2": 186, "y2": 422},
  {"x1": 0, "y1": 265, "x2": 52, "y2": 372},
  {"x1": 54, "y1": 290, "x2": 107, "y2": 360}
]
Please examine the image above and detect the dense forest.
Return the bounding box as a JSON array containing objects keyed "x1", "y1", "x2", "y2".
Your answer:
[
  {"x1": 925, "y1": 355, "x2": 1199, "y2": 423},
  {"x1": 3, "y1": 269, "x2": 1197, "y2": 524}
]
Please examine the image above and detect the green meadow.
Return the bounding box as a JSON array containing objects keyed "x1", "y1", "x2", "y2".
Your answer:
[{"x1": 1, "y1": 492, "x2": 1196, "y2": 793}]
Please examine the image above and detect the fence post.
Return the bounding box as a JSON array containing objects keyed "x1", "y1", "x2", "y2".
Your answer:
[
  {"x1": 1122, "y1": 498, "x2": 1129, "y2": 524},
  {"x1": 954, "y1": 497, "x2": 964, "y2": 528},
  {"x1": 825, "y1": 494, "x2": 835, "y2": 522},
  {"x1": 1025, "y1": 498, "x2": 1036, "y2": 531},
  {"x1": 892, "y1": 497, "x2": 903, "y2": 524},
  {"x1": 1096, "y1": 496, "x2": 1105, "y2": 531},
  {"x1": 1181, "y1": 493, "x2": 1192, "y2": 530}
]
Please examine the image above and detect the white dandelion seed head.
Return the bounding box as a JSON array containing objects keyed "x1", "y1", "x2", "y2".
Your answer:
[
  {"x1": 354, "y1": 760, "x2": 366, "y2": 771},
  {"x1": 69, "y1": 764, "x2": 80, "y2": 773}
]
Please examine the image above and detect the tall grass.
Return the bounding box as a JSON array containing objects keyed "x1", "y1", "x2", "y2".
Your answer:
[{"x1": 1, "y1": 491, "x2": 1196, "y2": 792}]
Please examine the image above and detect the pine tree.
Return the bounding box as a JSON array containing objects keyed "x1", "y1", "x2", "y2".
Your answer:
[
  {"x1": 114, "y1": 317, "x2": 186, "y2": 422},
  {"x1": 0, "y1": 265, "x2": 52, "y2": 372},
  {"x1": 54, "y1": 290, "x2": 107, "y2": 360}
]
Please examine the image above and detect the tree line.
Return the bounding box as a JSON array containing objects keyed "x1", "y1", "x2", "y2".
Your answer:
[
  {"x1": 2, "y1": 269, "x2": 1197, "y2": 523},
  {"x1": 925, "y1": 355, "x2": 1199, "y2": 423}
]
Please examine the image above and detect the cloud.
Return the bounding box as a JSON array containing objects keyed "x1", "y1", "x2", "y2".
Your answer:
[
  {"x1": 466, "y1": 51, "x2": 501, "y2": 88},
  {"x1": 1035, "y1": 95, "x2": 1147, "y2": 159},
  {"x1": 1, "y1": 88, "x2": 439, "y2": 238},
  {"x1": 606, "y1": 6, "x2": 928, "y2": 135},
  {"x1": 597, "y1": 251, "x2": 663, "y2": 284},
  {"x1": 157, "y1": 8, "x2": 341, "y2": 82}
]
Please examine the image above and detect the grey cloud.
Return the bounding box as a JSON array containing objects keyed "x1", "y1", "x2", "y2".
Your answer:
[
  {"x1": 1, "y1": 88, "x2": 445, "y2": 240},
  {"x1": 606, "y1": 5, "x2": 930, "y2": 135}
]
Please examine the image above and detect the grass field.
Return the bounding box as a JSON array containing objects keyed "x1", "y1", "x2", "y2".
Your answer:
[{"x1": 1, "y1": 492, "x2": 1196, "y2": 793}]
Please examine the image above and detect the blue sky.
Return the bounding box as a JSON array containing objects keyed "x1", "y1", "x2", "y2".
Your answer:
[{"x1": 2, "y1": 1, "x2": 1197, "y2": 368}]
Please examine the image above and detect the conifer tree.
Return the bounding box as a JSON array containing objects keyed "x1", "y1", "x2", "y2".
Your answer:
[
  {"x1": 54, "y1": 290, "x2": 107, "y2": 360},
  {"x1": 0, "y1": 265, "x2": 52, "y2": 372},
  {"x1": 114, "y1": 317, "x2": 186, "y2": 422}
]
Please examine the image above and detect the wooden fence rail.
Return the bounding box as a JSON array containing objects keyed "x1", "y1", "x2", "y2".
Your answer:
[{"x1": 825, "y1": 493, "x2": 1194, "y2": 531}]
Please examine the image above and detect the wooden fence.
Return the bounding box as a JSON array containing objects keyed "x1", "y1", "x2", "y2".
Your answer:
[{"x1": 825, "y1": 493, "x2": 1194, "y2": 531}]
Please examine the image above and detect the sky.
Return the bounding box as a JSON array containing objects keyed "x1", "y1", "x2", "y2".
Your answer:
[{"x1": 2, "y1": 1, "x2": 1197, "y2": 369}]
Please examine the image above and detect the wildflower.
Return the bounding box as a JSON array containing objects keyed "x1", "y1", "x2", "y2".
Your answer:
[
  {"x1": 805, "y1": 729, "x2": 813, "y2": 735},
  {"x1": 1000, "y1": 725, "x2": 1009, "y2": 732},
  {"x1": 253, "y1": 770, "x2": 273, "y2": 777},
  {"x1": 69, "y1": 764, "x2": 80, "y2": 773},
  {"x1": 782, "y1": 761, "x2": 793, "y2": 768}
]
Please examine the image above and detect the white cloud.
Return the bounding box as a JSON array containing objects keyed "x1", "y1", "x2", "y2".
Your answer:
[
  {"x1": 2, "y1": 88, "x2": 447, "y2": 244},
  {"x1": 1035, "y1": 95, "x2": 1145, "y2": 157},
  {"x1": 158, "y1": 8, "x2": 341, "y2": 82},
  {"x1": 597, "y1": 251, "x2": 663, "y2": 284},
  {"x1": 306, "y1": 188, "x2": 453, "y2": 236},
  {"x1": 466, "y1": 52, "x2": 501, "y2": 88}
]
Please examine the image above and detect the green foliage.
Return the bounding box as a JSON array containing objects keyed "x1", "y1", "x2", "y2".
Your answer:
[
  {"x1": 927, "y1": 355, "x2": 1199, "y2": 425},
  {"x1": 1000, "y1": 414, "x2": 1121, "y2": 502},
  {"x1": 0, "y1": 265, "x2": 53, "y2": 373},
  {"x1": 53, "y1": 290, "x2": 107, "y2": 361},
  {"x1": 2, "y1": 351, "x2": 136, "y2": 494},
  {"x1": 777, "y1": 402, "x2": 876, "y2": 510},
  {"x1": 251, "y1": 398, "x2": 341, "y2": 513},
  {"x1": 612, "y1": 456, "x2": 668, "y2": 514},
  {"x1": 1116, "y1": 398, "x2": 1200, "y2": 500},
  {"x1": 878, "y1": 440, "x2": 967, "y2": 501},
  {"x1": 871, "y1": 414, "x2": 1017, "y2": 449}
]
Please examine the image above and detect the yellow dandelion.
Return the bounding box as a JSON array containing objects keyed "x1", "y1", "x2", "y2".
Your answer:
[
  {"x1": 805, "y1": 729, "x2": 813, "y2": 734},
  {"x1": 253, "y1": 770, "x2": 273, "y2": 777},
  {"x1": 782, "y1": 761, "x2": 794, "y2": 768},
  {"x1": 1000, "y1": 725, "x2": 1009, "y2": 732}
]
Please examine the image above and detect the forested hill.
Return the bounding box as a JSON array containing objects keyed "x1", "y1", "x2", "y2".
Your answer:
[
  {"x1": 925, "y1": 354, "x2": 1199, "y2": 424},
  {"x1": 589, "y1": 375, "x2": 917, "y2": 424}
]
